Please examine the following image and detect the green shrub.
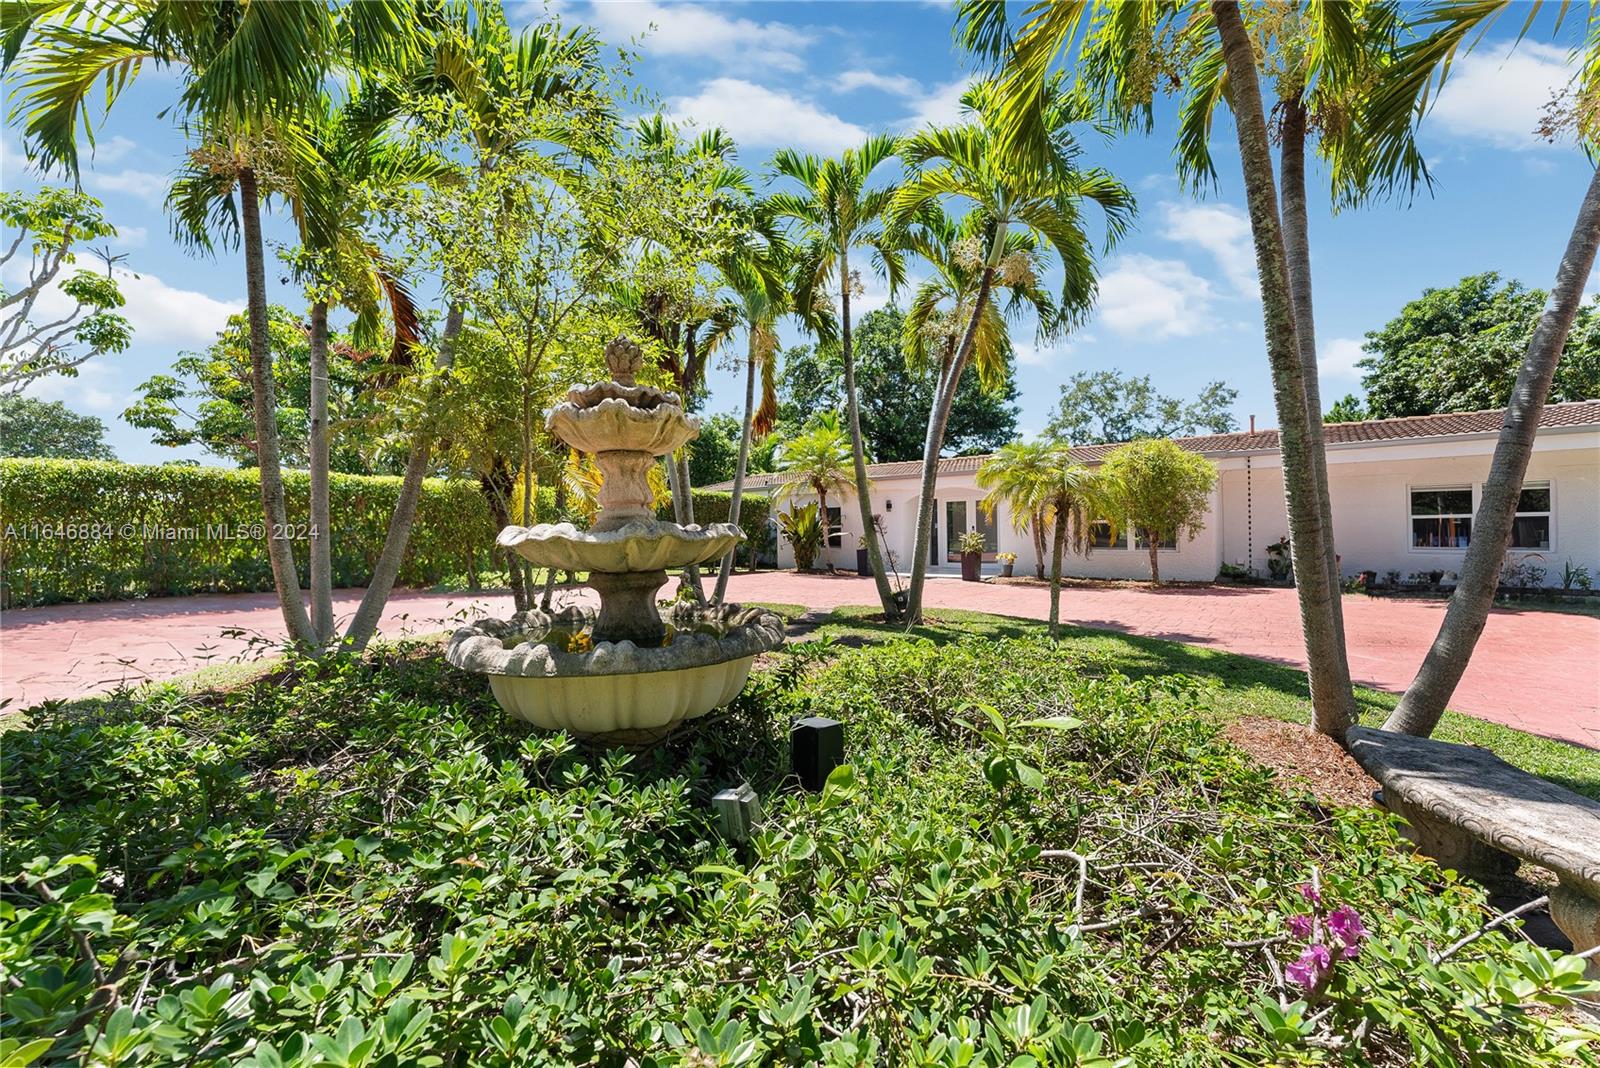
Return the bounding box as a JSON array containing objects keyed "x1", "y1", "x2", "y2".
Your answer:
[
  {"x1": 1, "y1": 638, "x2": 1593, "y2": 1065},
  {"x1": 0, "y1": 459, "x2": 517, "y2": 606}
]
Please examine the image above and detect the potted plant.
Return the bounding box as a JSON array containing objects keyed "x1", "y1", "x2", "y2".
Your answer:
[
  {"x1": 957, "y1": 530, "x2": 986, "y2": 582},
  {"x1": 779, "y1": 504, "x2": 824, "y2": 572},
  {"x1": 1265, "y1": 536, "x2": 1292, "y2": 584},
  {"x1": 997, "y1": 551, "x2": 1017, "y2": 578},
  {"x1": 855, "y1": 535, "x2": 872, "y2": 577}
]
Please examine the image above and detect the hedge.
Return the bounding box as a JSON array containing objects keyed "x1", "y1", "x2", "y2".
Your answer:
[
  {"x1": 658, "y1": 489, "x2": 772, "y2": 565},
  {"x1": 0, "y1": 459, "x2": 506, "y2": 607},
  {"x1": 0, "y1": 462, "x2": 776, "y2": 607}
]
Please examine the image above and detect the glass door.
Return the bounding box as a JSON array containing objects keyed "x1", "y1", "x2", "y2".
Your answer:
[{"x1": 945, "y1": 500, "x2": 967, "y2": 562}]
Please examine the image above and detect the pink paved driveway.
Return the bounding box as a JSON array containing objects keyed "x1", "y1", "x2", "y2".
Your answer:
[{"x1": 3, "y1": 574, "x2": 1596, "y2": 747}]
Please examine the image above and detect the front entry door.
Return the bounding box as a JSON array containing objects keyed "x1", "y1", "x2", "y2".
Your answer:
[{"x1": 945, "y1": 500, "x2": 998, "y2": 562}]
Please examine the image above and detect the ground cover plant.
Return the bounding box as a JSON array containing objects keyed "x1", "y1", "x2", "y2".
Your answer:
[{"x1": 3, "y1": 637, "x2": 1597, "y2": 1066}]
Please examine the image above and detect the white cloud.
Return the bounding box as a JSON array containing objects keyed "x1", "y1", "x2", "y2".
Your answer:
[
  {"x1": 85, "y1": 167, "x2": 168, "y2": 205},
  {"x1": 8, "y1": 261, "x2": 243, "y2": 349},
  {"x1": 1431, "y1": 41, "x2": 1575, "y2": 149},
  {"x1": 110, "y1": 225, "x2": 148, "y2": 248},
  {"x1": 559, "y1": 1, "x2": 813, "y2": 72},
  {"x1": 837, "y1": 69, "x2": 921, "y2": 97},
  {"x1": 88, "y1": 135, "x2": 139, "y2": 164},
  {"x1": 1093, "y1": 254, "x2": 1217, "y2": 339},
  {"x1": 1159, "y1": 201, "x2": 1257, "y2": 298},
  {"x1": 1318, "y1": 336, "x2": 1366, "y2": 380},
  {"x1": 22, "y1": 358, "x2": 123, "y2": 414},
  {"x1": 1013, "y1": 334, "x2": 1094, "y2": 367},
  {"x1": 899, "y1": 77, "x2": 973, "y2": 132},
  {"x1": 666, "y1": 78, "x2": 866, "y2": 154}
]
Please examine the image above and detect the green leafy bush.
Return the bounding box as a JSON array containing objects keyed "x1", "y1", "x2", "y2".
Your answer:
[
  {"x1": 2, "y1": 638, "x2": 1594, "y2": 1065},
  {"x1": 658, "y1": 489, "x2": 771, "y2": 560},
  {"x1": 0, "y1": 459, "x2": 526, "y2": 605}
]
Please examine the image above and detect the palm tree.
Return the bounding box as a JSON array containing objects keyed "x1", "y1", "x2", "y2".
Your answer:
[
  {"x1": 894, "y1": 80, "x2": 1132, "y2": 622},
  {"x1": 955, "y1": 0, "x2": 1359, "y2": 734},
  {"x1": 976, "y1": 439, "x2": 1058, "y2": 579},
  {"x1": 770, "y1": 134, "x2": 908, "y2": 620},
  {"x1": 772, "y1": 415, "x2": 859, "y2": 565},
  {"x1": 5, "y1": 0, "x2": 405, "y2": 648},
  {"x1": 1005, "y1": 446, "x2": 1105, "y2": 640},
  {"x1": 710, "y1": 248, "x2": 789, "y2": 605}
]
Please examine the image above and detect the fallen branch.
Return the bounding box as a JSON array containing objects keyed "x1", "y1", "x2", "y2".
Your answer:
[{"x1": 1432, "y1": 895, "x2": 1549, "y2": 965}]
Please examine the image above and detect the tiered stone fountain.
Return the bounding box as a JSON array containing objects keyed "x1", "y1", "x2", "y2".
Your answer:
[{"x1": 446, "y1": 336, "x2": 785, "y2": 744}]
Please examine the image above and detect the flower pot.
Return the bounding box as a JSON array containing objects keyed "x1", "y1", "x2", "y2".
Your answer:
[
  {"x1": 961, "y1": 552, "x2": 981, "y2": 582},
  {"x1": 1001, "y1": 561, "x2": 1014, "y2": 578},
  {"x1": 856, "y1": 548, "x2": 871, "y2": 576}
]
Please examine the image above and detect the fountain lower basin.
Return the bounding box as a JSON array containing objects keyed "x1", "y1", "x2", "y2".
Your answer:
[{"x1": 446, "y1": 604, "x2": 784, "y2": 744}]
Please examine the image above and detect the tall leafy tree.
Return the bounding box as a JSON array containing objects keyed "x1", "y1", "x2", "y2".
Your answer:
[
  {"x1": 1357, "y1": 274, "x2": 1600, "y2": 418},
  {"x1": 0, "y1": 188, "x2": 130, "y2": 393},
  {"x1": 1045, "y1": 370, "x2": 1237, "y2": 444},
  {"x1": 894, "y1": 80, "x2": 1132, "y2": 623},
  {"x1": 0, "y1": 396, "x2": 115, "y2": 459},
  {"x1": 770, "y1": 134, "x2": 908, "y2": 620}
]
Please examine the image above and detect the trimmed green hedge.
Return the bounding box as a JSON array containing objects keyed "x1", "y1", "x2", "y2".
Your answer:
[
  {"x1": 658, "y1": 489, "x2": 771, "y2": 564},
  {"x1": 0, "y1": 459, "x2": 507, "y2": 607}
]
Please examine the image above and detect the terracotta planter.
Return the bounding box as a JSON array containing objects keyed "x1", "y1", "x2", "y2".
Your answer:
[{"x1": 961, "y1": 552, "x2": 981, "y2": 582}]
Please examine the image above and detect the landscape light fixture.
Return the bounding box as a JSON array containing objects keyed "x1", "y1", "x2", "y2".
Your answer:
[{"x1": 792, "y1": 716, "x2": 844, "y2": 792}]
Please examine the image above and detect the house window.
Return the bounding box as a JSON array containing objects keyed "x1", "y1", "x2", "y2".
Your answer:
[
  {"x1": 1410, "y1": 487, "x2": 1473, "y2": 549},
  {"x1": 825, "y1": 506, "x2": 843, "y2": 548},
  {"x1": 1511, "y1": 483, "x2": 1551, "y2": 549},
  {"x1": 1135, "y1": 529, "x2": 1178, "y2": 550},
  {"x1": 1090, "y1": 520, "x2": 1126, "y2": 549}
]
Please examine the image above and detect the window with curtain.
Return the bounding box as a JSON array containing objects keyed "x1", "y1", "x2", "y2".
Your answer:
[{"x1": 1510, "y1": 483, "x2": 1551, "y2": 549}]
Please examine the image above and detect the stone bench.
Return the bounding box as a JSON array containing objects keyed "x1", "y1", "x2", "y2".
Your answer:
[{"x1": 1346, "y1": 726, "x2": 1600, "y2": 975}]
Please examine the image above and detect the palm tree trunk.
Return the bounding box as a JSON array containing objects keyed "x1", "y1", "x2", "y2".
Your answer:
[
  {"x1": 713, "y1": 342, "x2": 759, "y2": 605},
  {"x1": 1212, "y1": 1, "x2": 1355, "y2": 737},
  {"x1": 907, "y1": 268, "x2": 997, "y2": 622},
  {"x1": 343, "y1": 302, "x2": 464, "y2": 650},
  {"x1": 839, "y1": 248, "x2": 901, "y2": 621},
  {"x1": 239, "y1": 168, "x2": 317, "y2": 649},
  {"x1": 1280, "y1": 93, "x2": 1352, "y2": 665},
  {"x1": 817, "y1": 487, "x2": 829, "y2": 570},
  {"x1": 1385, "y1": 167, "x2": 1600, "y2": 737},
  {"x1": 1032, "y1": 511, "x2": 1047, "y2": 579},
  {"x1": 1048, "y1": 511, "x2": 1067, "y2": 639},
  {"x1": 307, "y1": 299, "x2": 335, "y2": 643},
  {"x1": 677, "y1": 332, "x2": 704, "y2": 599}
]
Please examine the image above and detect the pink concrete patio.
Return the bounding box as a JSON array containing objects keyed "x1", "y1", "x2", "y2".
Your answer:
[{"x1": 3, "y1": 573, "x2": 1596, "y2": 746}]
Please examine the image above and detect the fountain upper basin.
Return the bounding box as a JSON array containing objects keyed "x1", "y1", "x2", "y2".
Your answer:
[{"x1": 498, "y1": 520, "x2": 742, "y2": 573}]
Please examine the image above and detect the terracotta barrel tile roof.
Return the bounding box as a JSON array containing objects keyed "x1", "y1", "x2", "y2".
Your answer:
[{"x1": 706, "y1": 400, "x2": 1600, "y2": 491}]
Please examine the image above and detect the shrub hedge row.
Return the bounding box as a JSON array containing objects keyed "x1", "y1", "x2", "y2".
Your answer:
[{"x1": 0, "y1": 459, "x2": 772, "y2": 606}]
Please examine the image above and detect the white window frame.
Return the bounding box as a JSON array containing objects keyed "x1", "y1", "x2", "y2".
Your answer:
[{"x1": 1407, "y1": 484, "x2": 1474, "y2": 552}]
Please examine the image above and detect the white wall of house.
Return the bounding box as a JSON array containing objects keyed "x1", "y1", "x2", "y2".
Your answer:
[{"x1": 766, "y1": 427, "x2": 1600, "y2": 587}]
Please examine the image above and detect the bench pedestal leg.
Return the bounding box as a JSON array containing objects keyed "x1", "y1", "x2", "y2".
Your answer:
[
  {"x1": 1385, "y1": 794, "x2": 1518, "y2": 880},
  {"x1": 1550, "y1": 882, "x2": 1600, "y2": 988}
]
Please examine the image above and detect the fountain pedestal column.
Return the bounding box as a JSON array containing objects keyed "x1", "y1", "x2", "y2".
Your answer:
[{"x1": 588, "y1": 569, "x2": 669, "y2": 645}]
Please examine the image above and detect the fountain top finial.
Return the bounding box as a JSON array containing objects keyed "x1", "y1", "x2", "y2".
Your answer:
[{"x1": 606, "y1": 336, "x2": 644, "y2": 386}]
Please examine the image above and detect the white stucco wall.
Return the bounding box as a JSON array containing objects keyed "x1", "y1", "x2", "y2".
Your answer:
[{"x1": 764, "y1": 427, "x2": 1600, "y2": 587}]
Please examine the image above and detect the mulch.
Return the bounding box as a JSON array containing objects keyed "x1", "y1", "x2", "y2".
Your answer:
[{"x1": 1220, "y1": 716, "x2": 1380, "y2": 809}]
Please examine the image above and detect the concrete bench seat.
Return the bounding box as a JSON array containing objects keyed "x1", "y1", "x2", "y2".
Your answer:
[{"x1": 1346, "y1": 726, "x2": 1600, "y2": 974}]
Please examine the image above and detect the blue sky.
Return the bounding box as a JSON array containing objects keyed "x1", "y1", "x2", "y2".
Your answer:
[{"x1": 2, "y1": 1, "x2": 1594, "y2": 464}]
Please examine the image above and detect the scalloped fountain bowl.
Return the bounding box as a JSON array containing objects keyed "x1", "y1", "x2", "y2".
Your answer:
[{"x1": 447, "y1": 604, "x2": 785, "y2": 745}]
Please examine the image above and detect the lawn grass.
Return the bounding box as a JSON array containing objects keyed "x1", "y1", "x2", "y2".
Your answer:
[{"x1": 805, "y1": 605, "x2": 1600, "y2": 801}]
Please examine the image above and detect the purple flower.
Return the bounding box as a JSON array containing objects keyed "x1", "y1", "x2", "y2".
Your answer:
[
  {"x1": 1298, "y1": 882, "x2": 1322, "y2": 906},
  {"x1": 1287, "y1": 914, "x2": 1314, "y2": 939},
  {"x1": 1326, "y1": 905, "x2": 1367, "y2": 955},
  {"x1": 1285, "y1": 943, "x2": 1333, "y2": 990}
]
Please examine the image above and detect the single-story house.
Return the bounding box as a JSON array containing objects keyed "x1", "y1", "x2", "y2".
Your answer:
[{"x1": 709, "y1": 400, "x2": 1600, "y2": 586}]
